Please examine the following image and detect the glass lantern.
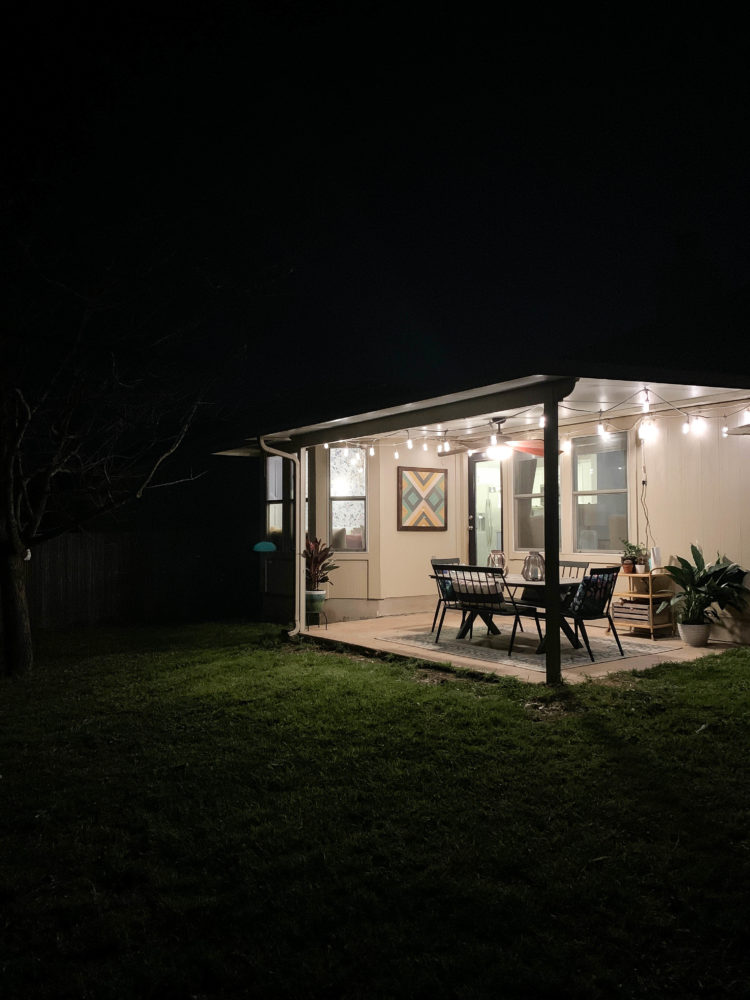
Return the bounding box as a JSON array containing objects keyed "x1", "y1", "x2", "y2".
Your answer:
[{"x1": 522, "y1": 550, "x2": 546, "y2": 581}]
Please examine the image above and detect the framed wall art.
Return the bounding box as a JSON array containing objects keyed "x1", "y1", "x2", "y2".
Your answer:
[{"x1": 397, "y1": 467, "x2": 447, "y2": 531}]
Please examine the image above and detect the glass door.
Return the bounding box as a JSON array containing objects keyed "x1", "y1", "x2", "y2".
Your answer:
[{"x1": 468, "y1": 456, "x2": 503, "y2": 565}]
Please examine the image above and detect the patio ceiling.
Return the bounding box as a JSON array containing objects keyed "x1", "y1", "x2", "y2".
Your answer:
[{"x1": 219, "y1": 374, "x2": 750, "y2": 457}]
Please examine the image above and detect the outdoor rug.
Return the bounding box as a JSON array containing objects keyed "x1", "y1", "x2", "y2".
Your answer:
[{"x1": 376, "y1": 625, "x2": 683, "y2": 672}]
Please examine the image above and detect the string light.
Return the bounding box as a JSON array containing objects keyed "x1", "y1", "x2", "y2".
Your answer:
[
  {"x1": 682, "y1": 416, "x2": 690, "y2": 434},
  {"x1": 642, "y1": 388, "x2": 651, "y2": 413},
  {"x1": 406, "y1": 430, "x2": 413, "y2": 450},
  {"x1": 369, "y1": 443, "x2": 375, "y2": 456},
  {"x1": 538, "y1": 415, "x2": 546, "y2": 428},
  {"x1": 394, "y1": 448, "x2": 399, "y2": 460},
  {"x1": 638, "y1": 417, "x2": 657, "y2": 442}
]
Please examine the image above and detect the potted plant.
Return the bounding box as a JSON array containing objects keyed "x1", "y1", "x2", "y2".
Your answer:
[
  {"x1": 657, "y1": 545, "x2": 749, "y2": 646},
  {"x1": 304, "y1": 535, "x2": 339, "y2": 615},
  {"x1": 621, "y1": 539, "x2": 648, "y2": 574}
]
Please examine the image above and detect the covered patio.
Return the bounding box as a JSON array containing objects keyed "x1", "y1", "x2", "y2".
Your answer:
[{"x1": 221, "y1": 364, "x2": 750, "y2": 684}]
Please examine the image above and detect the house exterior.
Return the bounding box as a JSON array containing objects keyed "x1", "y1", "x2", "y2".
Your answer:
[{"x1": 220, "y1": 362, "x2": 750, "y2": 682}]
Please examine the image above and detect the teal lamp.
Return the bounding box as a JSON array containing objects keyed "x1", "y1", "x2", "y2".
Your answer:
[{"x1": 253, "y1": 541, "x2": 277, "y2": 552}]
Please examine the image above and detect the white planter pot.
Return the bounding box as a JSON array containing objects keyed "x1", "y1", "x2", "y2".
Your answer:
[{"x1": 677, "y1": 623, "x2": 711, "y2": 647}]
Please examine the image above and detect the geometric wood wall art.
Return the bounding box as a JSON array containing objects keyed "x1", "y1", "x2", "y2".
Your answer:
[{"x1": 397, "y1": 467, "x2": 447, "y2": 531}]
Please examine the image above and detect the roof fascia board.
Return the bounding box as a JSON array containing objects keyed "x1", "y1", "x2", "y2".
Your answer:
[{"x1": 276, "y1": 375, "x2": 578, "y2": 451}]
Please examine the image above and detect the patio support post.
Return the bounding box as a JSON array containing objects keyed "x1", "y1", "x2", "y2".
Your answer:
[{"x1": 543, "y1": 394, "x2": 562, "y2": 684}]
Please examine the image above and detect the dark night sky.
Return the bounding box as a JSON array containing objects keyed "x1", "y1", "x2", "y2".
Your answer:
[{"x1": 6, "y1": 7, "x2": 750, "y2": 429}]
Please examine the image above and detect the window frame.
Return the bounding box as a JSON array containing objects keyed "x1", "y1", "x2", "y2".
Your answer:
[
  {"x1": 328, "y1": 444, "x2": 367, "y2": 552},
  {"x1": 570, "y1": 431, "x2": 629, "y2": 553}
]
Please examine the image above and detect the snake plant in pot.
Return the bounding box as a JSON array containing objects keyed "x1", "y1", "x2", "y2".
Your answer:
[
  {"x1": 304, "y1": 535, "x2": 339, "y2": 615},
  {"x1": 657, "y1": 545, "x2": 749, "y2": 645}
]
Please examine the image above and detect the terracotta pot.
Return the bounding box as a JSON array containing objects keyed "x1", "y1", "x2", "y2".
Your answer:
[
  {"x1": 621, "y1": 558, "x2": 635, "y2": 574},
  {"x1": 677, "y1": 622, "x2": 711, "y2": 646}
]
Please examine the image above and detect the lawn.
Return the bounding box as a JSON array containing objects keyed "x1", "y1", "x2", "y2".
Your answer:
[{"x1": 1, "y1": 623, "x2": 749, "y2": 999}]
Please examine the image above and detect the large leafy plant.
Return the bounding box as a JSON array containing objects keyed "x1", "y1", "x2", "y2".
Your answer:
[
  {"x1": 657, "y1": 546, "x2": 749, "y2": 624},
  {"x1": 304, "y1": 536, "x2": 339, "y2": 591}
]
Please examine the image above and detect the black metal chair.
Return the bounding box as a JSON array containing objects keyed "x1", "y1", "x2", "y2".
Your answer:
[
  {"x1": 432, "y1": 564, "x2": 524, "y2": 649},
  {"x1": 561, "y1": 566, "x2": 624, "y2": 662},
  {"x1": 560, "y1": 559, "x2": 589, "y2": 578},
  {"x1": 430, "y1": 557, "x2": 461, "y2": 633}
]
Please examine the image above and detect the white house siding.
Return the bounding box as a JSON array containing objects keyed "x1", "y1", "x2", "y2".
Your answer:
[{"x1": 314, "y1": 411, "x2": 750, "y2": 623}]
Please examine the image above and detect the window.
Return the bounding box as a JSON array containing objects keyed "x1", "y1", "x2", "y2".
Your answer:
[
  {"x1": 265, "y1": 455, "x2": 286, "y2": 542},
  {"x1": 572, "y1": 432, "x2": 628, "y2": 551},
  {"x1": 329, "y1": 445, "x2": 366, "y2": 551},
  {"x1": 513, "y1": 450, "x2": 560, "y2": 550}
]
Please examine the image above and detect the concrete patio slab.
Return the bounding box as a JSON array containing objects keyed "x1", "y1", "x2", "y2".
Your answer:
[{"x1": 300, "y1": 611, "x2": 740, "y2": 683}]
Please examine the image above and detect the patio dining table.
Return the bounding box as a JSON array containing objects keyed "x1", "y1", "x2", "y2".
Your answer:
[{"x1": 503, "y1": 574, "x2": 583, "y2": 653}]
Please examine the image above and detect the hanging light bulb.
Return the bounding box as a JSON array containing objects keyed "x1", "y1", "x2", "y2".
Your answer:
[
  {"x1": 638, "y1": 417, "x2": 657, "y2": 442},
  {"x1": 406, "y1": 430, "x2": 413, "y2": 450},
  {"x1": 692, "y1": 416, "x2": 707, "y2": 435},
  {"x1": 722, "y1": 423, "x2": 729, "y2": 438},
  {"x1": 597, "y1": 411, "x2": 605, "y2": 436},
  {"x1": 422, "y1": 440, "x2": 428, "y2": 451},
  {"x1": 487, "y1": 445, "x2": 512, "y2": 461},
  {"x1": 490, "y1": 432, "x2": 497, "y2": 446},
  {"x1": 443, "y1": 438, "x2": 450, "y2": 453},
  {"x1": 539, "y1": 415, "x2": 546, "y2": 428},
  {"x1": 561, "y1": 438, "x2": 572, "y2": 454},
  {"x1": 467, "y1": 449, "x2": 474, "y2": 457},
  {"x1": 642, "y1": 388, "x2": 651, "y2": 413},
  {"x1": 369, "y1": 443, "x2": 375, "y2": 456},
  {"x1": 394, "y1": 448, "x2": 399, "y2": 460},
  {"x1": 323, "y1": 442, "x2": 329, "y2": 449},
  {"x1": 682, "y1": 416, "x2": 690, "y2": 434}
]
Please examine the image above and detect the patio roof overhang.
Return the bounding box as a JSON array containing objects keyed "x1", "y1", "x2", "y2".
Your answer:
[{"x1": 216, "y1": 369, "x2": 750, "y2": 458}]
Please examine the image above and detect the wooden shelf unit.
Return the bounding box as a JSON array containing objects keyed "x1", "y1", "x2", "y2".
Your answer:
[{"x1": 611, "y1": 568, "x2": 676, "y2": 640}]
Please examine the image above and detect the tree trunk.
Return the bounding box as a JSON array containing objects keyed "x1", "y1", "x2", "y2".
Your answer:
[{"x1": 0, "y1": 551, "x2": 33, "y2": 675}]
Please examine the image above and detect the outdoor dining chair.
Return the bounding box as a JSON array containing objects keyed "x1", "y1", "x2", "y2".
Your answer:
[
  {"x1": 430, "y1": 557, "x2": 462, "y2": 633},
  {"x1": 561, "y1": 565, "x2": 624, "y2": 662}
]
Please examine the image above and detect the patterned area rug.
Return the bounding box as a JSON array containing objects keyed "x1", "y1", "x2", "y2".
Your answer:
[{"x1": 376, "y1": 625, "x2": 683, "y2": 672}]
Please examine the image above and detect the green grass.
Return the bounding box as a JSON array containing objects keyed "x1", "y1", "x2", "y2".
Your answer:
[{"x1": 2, "y1": 623, "x2": 750, "y2": 999}]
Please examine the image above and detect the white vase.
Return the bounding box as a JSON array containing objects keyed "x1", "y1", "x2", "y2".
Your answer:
[{"x1": 677, "y1": 622, "x2": 711, "y2": 646}]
